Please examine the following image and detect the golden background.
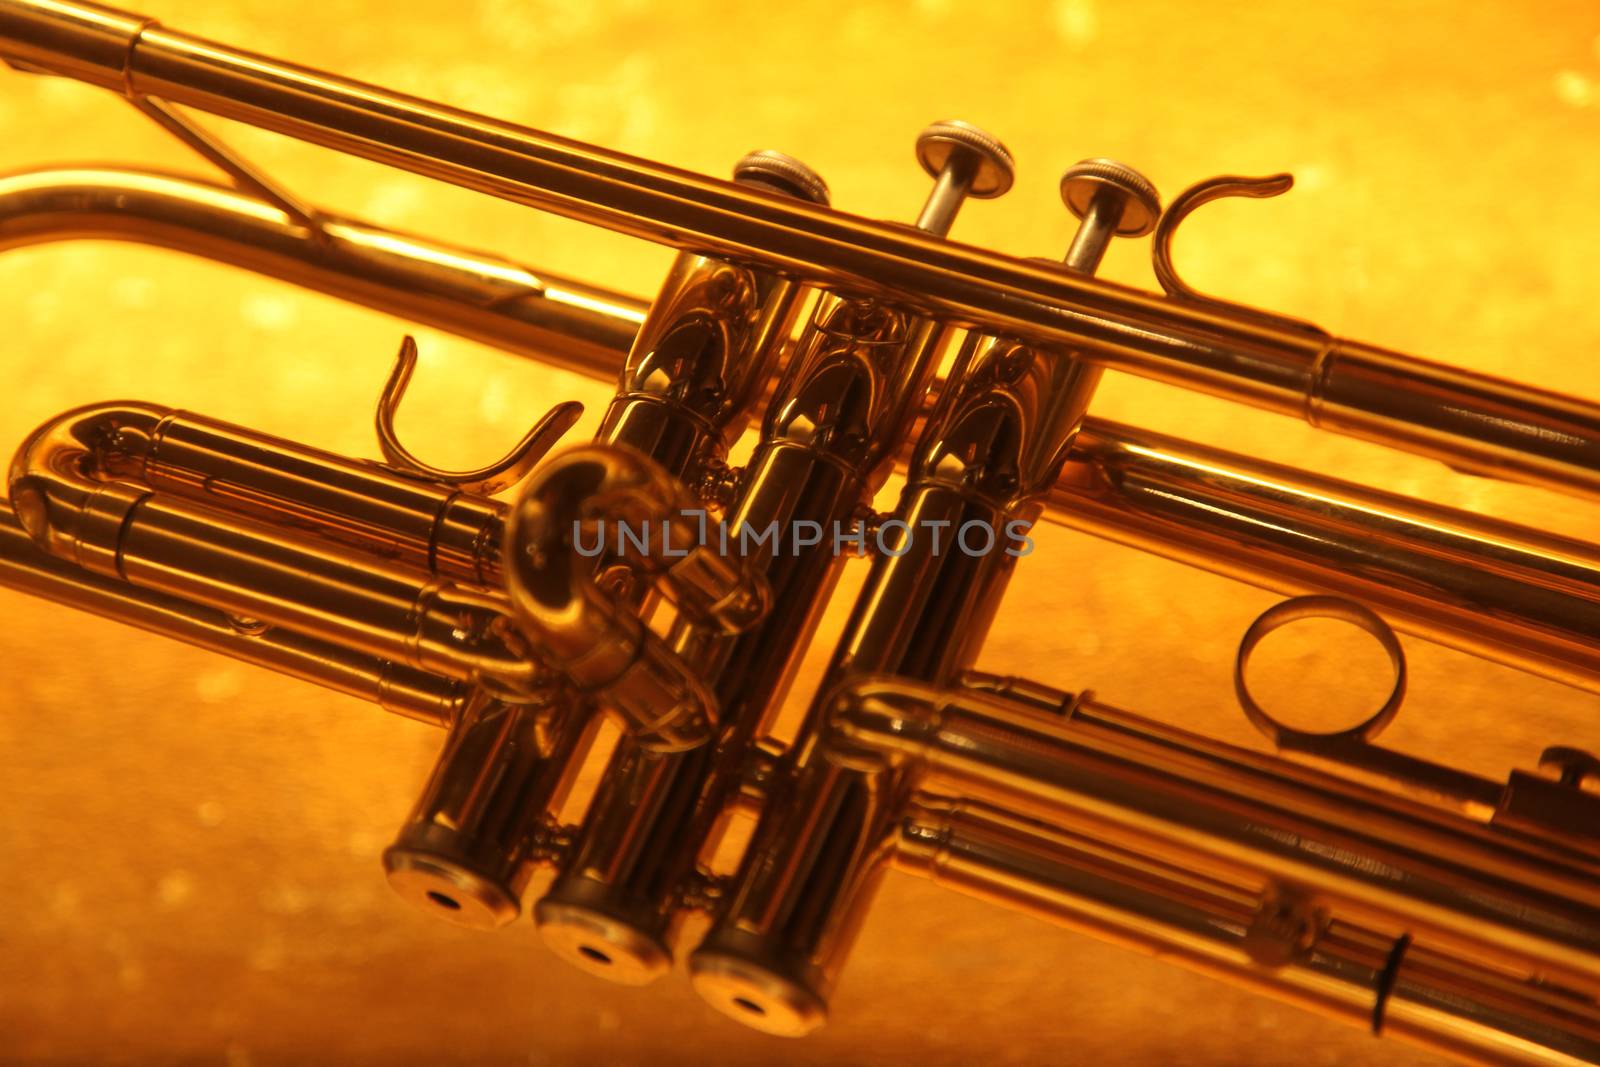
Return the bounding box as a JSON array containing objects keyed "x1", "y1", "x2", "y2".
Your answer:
[{"x1": 3, "y1": 0, "x2": 1600, "y2": 1063}]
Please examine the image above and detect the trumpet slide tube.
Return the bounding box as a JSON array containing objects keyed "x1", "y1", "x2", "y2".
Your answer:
[
  {"x1": 834, "y1": 677, "x2": 1600, "y2": 1065},
  {"x1": 1050, "y1": 420, "x2": 1600, "y2": 693},
  {"x1": 9, "y1": 402, "x2": 546, "y2": 700},
  {"x1": 894, "y1": 794, "x2": 1600, "y2": 1067},
  {"x1": 0, "y1": 504, "x2": 467, "y2": 726},
  {"x1": 4, "y1": 1, "x2": 1600, "y2": 499}
]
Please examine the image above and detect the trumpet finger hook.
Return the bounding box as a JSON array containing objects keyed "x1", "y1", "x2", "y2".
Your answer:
[
  {"x1": 376, "y1": 335, "x2": 583, "y2": 495},
  {"x1": 1152, "y1": 173, "x2": 1327, "y2": 339},
  {"x1": 1153, "y1": 173, "x2": 1293, "y2": 301}
]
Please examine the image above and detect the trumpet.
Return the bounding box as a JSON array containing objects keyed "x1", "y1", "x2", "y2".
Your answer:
[{"x1": 2, "y1": 2, "x2": 1599, "y2": 1063}]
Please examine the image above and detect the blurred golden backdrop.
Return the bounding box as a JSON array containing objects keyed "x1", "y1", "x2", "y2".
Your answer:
[{"x1": 2, "y1": 0, "x2": 1599, "y2": 1064}]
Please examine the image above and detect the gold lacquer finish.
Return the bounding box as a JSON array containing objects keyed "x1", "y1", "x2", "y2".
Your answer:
[{"x1": 4, "y1": 3, "x2": 1600, "y2": 1065}]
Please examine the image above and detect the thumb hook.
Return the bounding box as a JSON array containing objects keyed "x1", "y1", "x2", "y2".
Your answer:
[
  {"x1": 1150, "y1": 173, "x2": 1328, "y2": 339},
  {"x1": 376, "y1": 335, "x2": 583, "y2": 496}
]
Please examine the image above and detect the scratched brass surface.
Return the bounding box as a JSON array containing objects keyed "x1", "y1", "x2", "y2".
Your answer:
[{"x1": 2, "y1": 1, "x2": 1599, "y2": 1064}]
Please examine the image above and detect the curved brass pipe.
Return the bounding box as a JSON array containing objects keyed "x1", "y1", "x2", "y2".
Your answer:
[
  {"x1": 503, "y1": 444, "x2": 770, "y2": 752},
  {"x1": 0, "y1": 167, "x2": 643, "y2": 374},
  {"x1": 10, "y1": 401, "x2": 547, "y2": 701},
  {"x1": 6, "y1": 392, "x2": 518, "y2": 585},
  {"x1": 6, "y1": 399, "x2": 165, "y2": 566}
]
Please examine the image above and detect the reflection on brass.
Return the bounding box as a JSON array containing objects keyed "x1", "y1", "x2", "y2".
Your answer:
[{"x1": 2, "y1": 2, "x2": 1600, "y2": 1064}]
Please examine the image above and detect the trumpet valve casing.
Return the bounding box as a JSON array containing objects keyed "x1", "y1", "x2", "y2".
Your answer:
[{"x1": 384, "y1": 698, "x2": 584, "y2": 930}]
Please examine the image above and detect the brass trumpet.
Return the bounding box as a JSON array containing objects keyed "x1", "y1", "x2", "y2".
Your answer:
[{"x1": 2, "y1": 3, "x2": 1599, "y2": 1064}]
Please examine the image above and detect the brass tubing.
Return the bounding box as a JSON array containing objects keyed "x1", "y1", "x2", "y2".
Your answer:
[
  {"x1": 0, "y1": 397, "x2": 515, "y2": 586},
  {"x1": 9, "y1": 170, "x2": 1600, "y2": 696},
  {"x1": 13, "y1": 167, "x2": 1600, "y2": 698},
  {"x1": 956, "y1": 670, "x2": 1519, "y2": 831},
  {"x1": 0, "y1": 502, "x2": 465, "y2": 726},
  {"x1": 0, "y1": 168, "x2": 644, "y2": 374},
  {"x1": 114, "y1": 497, "x2": 540, "y2": 693},
  {"x1": 1049, "y1": 420, "x2": 1600, "y2": 692},
  {"x1": 4, "y1": 3, "x2": 1600, "y2": 498},
  {"x1": 132, "y1": 400, "x2": 1600, "y2": 701},
  {"x1": 134, "y1": 406, "x2": 510, "y2": 585},
  {"x1": 10, "y1": 403, "x2": 544, "y2": 699},
  {"x1": 896, "y1": 796, "x2": 1600, "y2": 1066},
  {"x1": 829, "y1": 678, "x2": 1600, "y2": 991}
]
